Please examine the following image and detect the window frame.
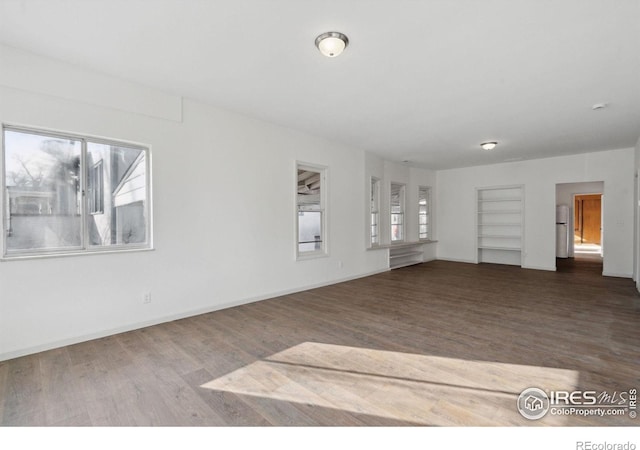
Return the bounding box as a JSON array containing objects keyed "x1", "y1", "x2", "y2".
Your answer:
[
  {"x1": 418, "y1": 185, "x2": 431, "y2": 241},
  {"x1": 296, "y1": 162, "x2": 327, "y2": 260},
  {"x1": 390, "y1": 182, "x2": 406, "y2": 243},
  {"x1": 370, "y1": 176, "x2": 381, "y2": 247},
  {"x1": 1, "y1": 124, "x2": 153, "y2": 260}
]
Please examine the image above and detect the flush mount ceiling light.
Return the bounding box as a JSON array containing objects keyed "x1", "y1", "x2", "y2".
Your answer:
[
  {"x1": 480, "y1": 141, "x2": 498, "y2": 151},
  {"x1": 315, "y1": 31, "x2": 349, "y2": 57}
]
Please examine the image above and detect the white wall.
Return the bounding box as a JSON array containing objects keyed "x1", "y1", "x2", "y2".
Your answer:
[
  {"x1": 634, "y1": 136, "x2": 640, "y2": 289},
  {"x1": 556, "y1": 181, "x2": 604, "y2": 258},
  {"x1": 0, "y1": 45, "x2": 387, "y2": 361},
  {"x1": 437, "y1": 149, "x2": 635, "y2": 276}
]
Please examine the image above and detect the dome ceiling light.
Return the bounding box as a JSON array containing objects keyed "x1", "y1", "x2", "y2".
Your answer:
[
  {"x1": 480, "y1": 141, "x2": 498, "y2": 151},
  {"x1": 315, "y1": 31, "x2": 349, "y2": 58}
]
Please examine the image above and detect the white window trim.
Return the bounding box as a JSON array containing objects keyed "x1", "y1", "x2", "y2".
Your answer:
[
  {"x1": 295, "y1": 161, "x2": 328, "y2": 260},
  {"x1": 1, "y1": 123, "x2": 153, "y2": 260},
  {"x1": 418, "y1": 185, "x2": 431, "y2": 241}
]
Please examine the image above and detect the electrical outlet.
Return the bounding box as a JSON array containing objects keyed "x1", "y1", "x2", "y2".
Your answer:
[
  {"x1": 338, "y1": 260, "x2": 343, "y2": 269},
  {"x1": 143, "y1": 292, "x2": 151, "y2": 304}
]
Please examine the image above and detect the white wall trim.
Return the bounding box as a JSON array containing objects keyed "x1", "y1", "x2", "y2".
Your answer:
[
  {"x1": 602, "y1": 271, "x2": 633, "y2": 278},
  {"x1": 522, "y1": 264, "x2": 556, "y2": 272},
  {"x1": 436, "y1": 257, "x2": 477, "y2": 264}
]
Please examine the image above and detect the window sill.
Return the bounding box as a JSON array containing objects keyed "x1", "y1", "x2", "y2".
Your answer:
[
  {"x1": 296, "y1": 251, "x2": 328, "y2": 262},
  {"x1": 1, "y1": 246, "x2": 155, "y2": 262}
]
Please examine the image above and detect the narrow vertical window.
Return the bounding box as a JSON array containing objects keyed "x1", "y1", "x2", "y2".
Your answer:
[
  {"x1": 297, "y1": 164, "x2": 326, "y2": 257},
  {"x1": 370, "y1": 177, "x2": 380, "y2": 246},
  {"x1": 390, "y1": 182, "x2": 405, "y2": 242},
  {"x1": 418, "y1": 186, "x2": 431, "y2": 240},
  {"x1": 2, "y1": 125, "x2": 151, "y2": 258}
]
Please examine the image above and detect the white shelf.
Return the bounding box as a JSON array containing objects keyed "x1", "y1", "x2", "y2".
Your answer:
[
  {"x1": 478, "y1": 246, "x2": 521, "y2": 251},
  {"x1": 390, "y1": 250, "x2": 424, "y2": 259},
  {"x1": 479, "y1": 222, "x2": 521, "y2": 226},
  {"x1": 478, "y1": 210, "x2": 521, "y2": 214},
  {"x1": 478, "y1": 235, "x2": 521, "y2": 238},
  {"x1": 478, "y1": 198, "x2": 522, "y2": 202}
]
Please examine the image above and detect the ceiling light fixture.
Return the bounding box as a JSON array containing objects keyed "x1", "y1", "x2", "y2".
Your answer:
[
  {"x1": 315, "y1": 31, "x2": 349, "y2": 57},
  {"x1": 480, "y1": 141, "x2": 498, "y2": 151}
]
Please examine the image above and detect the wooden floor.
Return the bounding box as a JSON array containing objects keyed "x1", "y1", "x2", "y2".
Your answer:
[{"x1": 1, "y1": 260, "x2": 639, "y2": 426}]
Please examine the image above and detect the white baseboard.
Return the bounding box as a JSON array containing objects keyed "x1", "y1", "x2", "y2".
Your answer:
[
  {"x1": 0, "y1": 267, "x2": 389, "y2": 362},
  {"x1": 522, "y1": 264, "x2": 556, "y2": 272},
  {"x1": 436, "y1": 256, "x2": 476, "y2": 264},
  {"x1": 602, "y1": 271, "x2": 633, "y2": 278}
]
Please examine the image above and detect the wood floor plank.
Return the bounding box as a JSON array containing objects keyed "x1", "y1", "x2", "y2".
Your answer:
[{"x1": 1, "y1": 259, "x2": 639, "y2": 426}]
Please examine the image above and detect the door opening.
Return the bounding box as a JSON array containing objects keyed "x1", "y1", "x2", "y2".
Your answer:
[{"x1": 573, "y1": 193, "x2": 602, "y2": 259}]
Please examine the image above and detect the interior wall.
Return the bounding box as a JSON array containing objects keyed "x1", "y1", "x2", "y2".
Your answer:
[
  {"x1": 556, "y1": 181, "x2": 604, "y2": 258},
  {"x1": 635, "y1": 135, "x2": 640, "y2": 290},
  {"x1": 0, "y1": 45, "x2": 387, "y2": 361},
  {"x1": 437, "y1": 149, "x2": 635, "y2": 275}
]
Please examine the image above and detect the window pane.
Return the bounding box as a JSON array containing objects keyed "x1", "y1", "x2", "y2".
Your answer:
[
  {"x1": 370, "y1": 178, "x2": 379, "y2": 212},
  {"x1": 391, "y1": 224, "x2": 403, "y2": 241},
  {"x1": 297, "y1": 167, "x2": 324, "y2": 255},
  {"x1": 371, "y1": 212, "x2": 379, "y2": 245},
  {"x1": 419, "y1": 187, "x2": 430, "y2": 240},
  {"x1": 298, "y1": 211, "x2": 322, "y2": 253},
  {"x1": 87, "y1": 142, "x2": 147, "y2": 246},
  {"x1": 390, "y1": 183, "x2": 405, "y2": 242},
  {"x1": 391, "y1": 213, "x2": 403, "y2": 225},
  {"x1": 4, "y1": 130, "x2": 82, "y2": 252}
]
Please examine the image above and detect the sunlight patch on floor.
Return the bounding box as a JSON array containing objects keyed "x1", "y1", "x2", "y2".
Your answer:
[
  {"x1": 574, "y1": 243, "x2": 602, "y2": 256},
  {"x1": 201, "y1": 342, "x2": 579, "y2": 426}
]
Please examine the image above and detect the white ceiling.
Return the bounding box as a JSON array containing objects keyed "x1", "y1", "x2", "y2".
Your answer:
[{"x1": 1, "y1": 0, "x2": 639, "y2": 169}]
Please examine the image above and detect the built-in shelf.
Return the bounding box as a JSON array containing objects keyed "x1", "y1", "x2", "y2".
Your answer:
[
  {"x1": 479, "y1": 222, "x2": 522, "y2": 226},
  {"x1": 389, "y1": 243, "x2": 424, "y2": 269},
  {"x1": 369, "y1": 241, "x2": 437, "y2": 269},
  {"x1": 478, "y1": 210, "x2": 522, "y2": 214},
  {"x1": 477, "y1": 186, "x2": 524, "y2": 267},
  {"x1": 478, "y1": 198, "x2": 522, "y2": 202},
  {"x1": 478, "y1": 246, "x2": 521, "y2": 251}
]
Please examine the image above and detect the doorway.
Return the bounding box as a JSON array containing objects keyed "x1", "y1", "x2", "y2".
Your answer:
[
  {"x1": 556, "y1": 181, "x2": 604, "y2": 273},
  {"x1": 574, "y1": 193, "x2": 602, "y2": 258}
]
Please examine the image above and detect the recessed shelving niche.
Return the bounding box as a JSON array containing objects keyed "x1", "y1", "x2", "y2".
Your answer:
[{"x1": 476, "y1": 185, "x2": 524, "y2": 266}]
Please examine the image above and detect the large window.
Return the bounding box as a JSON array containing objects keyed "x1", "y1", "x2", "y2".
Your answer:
[
  {"x1": 297, "y1": 163, "x2": 326, "y2": 257},
  {"x1": 370, "y1": 177, "x2": 380, "y2": 246},
  {"x1": 418, "y1": 186, "x2": 431, "y2": 240},
  {"x1": 390, "y1": 182, "x2": 405, "y2": 242},
  {"x1": 2, "y1": 126, "x2": 151, "y2": 258}
]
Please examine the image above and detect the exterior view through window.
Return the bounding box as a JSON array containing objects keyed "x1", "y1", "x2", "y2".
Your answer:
[
  {"x1": 370, "y1": 177, "x2": 380, "y2": 246},
  {"x1": 297, "y1": 164, "x2": 325, "y2": 257},
  {"x1": 419, "y1": 186, "x2": 430, "y2": 240},
  {"x1": 2, "y1": 126, "x2": 150, "y2": 257},
  {"x1": 390, "y1": 182, "x2": 405, "y2": 242}
]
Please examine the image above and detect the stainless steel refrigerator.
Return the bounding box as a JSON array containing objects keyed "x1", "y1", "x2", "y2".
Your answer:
[{"x1": 556, "y1": 205, "x2": 569, "y2": 258}]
